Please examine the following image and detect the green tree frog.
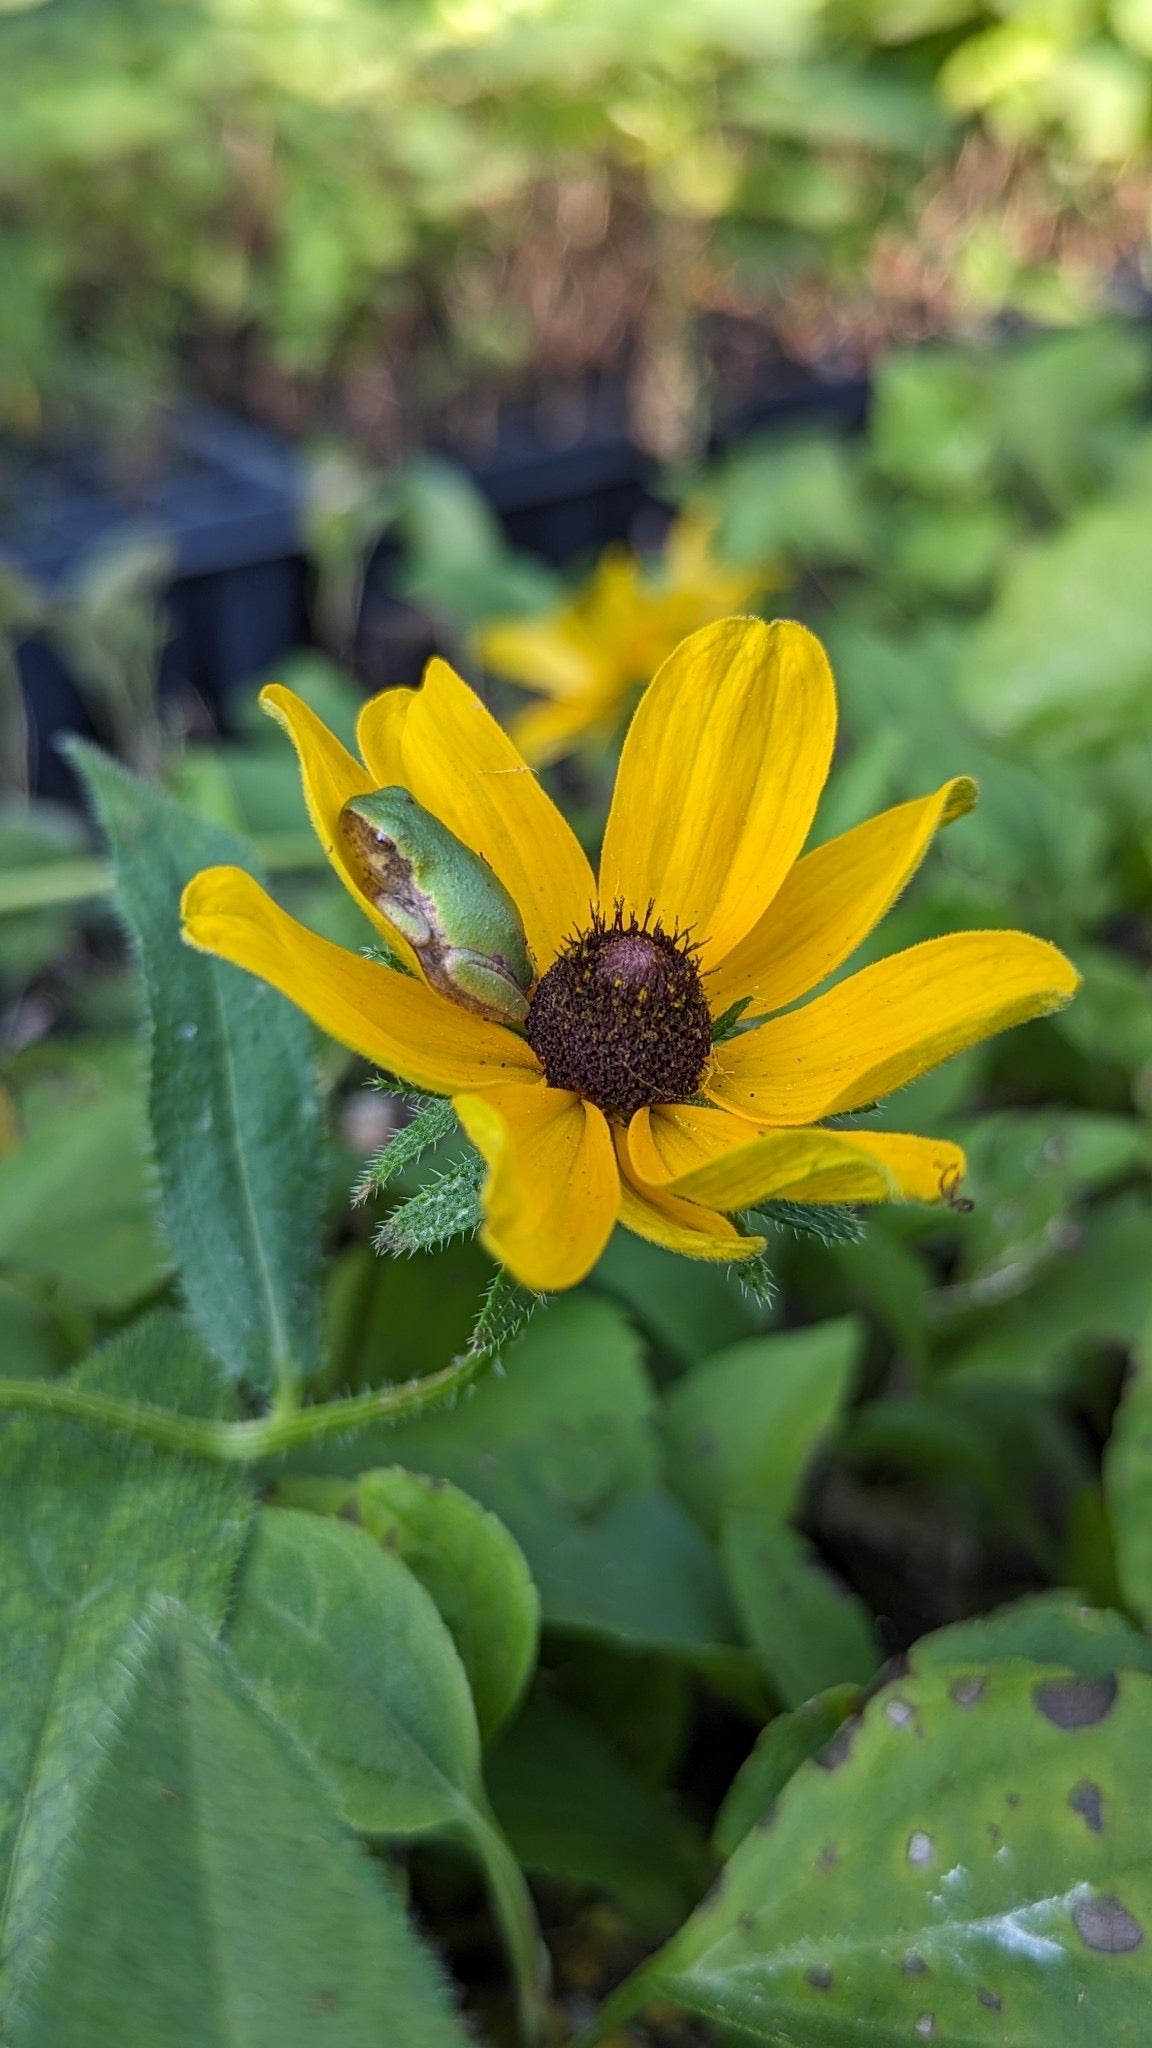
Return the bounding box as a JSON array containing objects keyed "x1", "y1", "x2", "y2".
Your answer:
[{"x1": 338, "y1": 786, "x2": 536, "y2": 1026}]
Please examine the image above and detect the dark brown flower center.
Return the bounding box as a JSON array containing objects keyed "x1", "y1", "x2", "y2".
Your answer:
[{"x1": 526, "y1": 907, "x2": 712, "y2": 1119}]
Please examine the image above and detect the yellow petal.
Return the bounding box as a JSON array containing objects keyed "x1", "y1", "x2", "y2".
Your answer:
[
  {"x1": 181, "y1": 865, "x2": 538, "y2": 1094},
  {"x1": 508, "y1": 689, "x2": 619, "y2": 771},
  {"x1": 647, "y1": 1121, "x2": 967, "y2": 1210},
  {"x1": 478, "y1": 618, "x2": 599, "y2": 700},
  {"x1": 599, "y1": 618, "x2": 837, "y2": 969},
  {"x1": 627, "y1": 1101, "x2": 777, "y2": 1184},
  {"x1": 712, "y1": 930, "x2": 1081, "y2": 1123},
  {"x1": 260, "y1": 682, "x2": 425, "y2": 973},
  {"x1": 455, "y1": 1083, "x2": 619, "y2": 1292},
  {"x1": 356, "y1": 684, "x2": 412, "y2": 786},
  {"x1": 399, "y1": 658, "x2": 596, "y2": 970},
  {"x1": 613, "y1": 1127, "x2": 763, "y2": 1263},
  {"x1": 708, "y1": 776, "x2": 978, "y2": 1018}
]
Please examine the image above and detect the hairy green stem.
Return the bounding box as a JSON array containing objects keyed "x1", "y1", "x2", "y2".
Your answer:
[{"x1": 0, "y1": 1349, "x2": 489, "y2": 1462}]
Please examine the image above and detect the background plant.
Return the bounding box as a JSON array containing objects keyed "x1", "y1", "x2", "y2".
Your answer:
[{"x1": 4, "y1": 0, "x2": 1152, "y2": 457}]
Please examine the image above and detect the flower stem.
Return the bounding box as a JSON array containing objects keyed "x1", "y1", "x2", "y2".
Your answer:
[{"x1": 0, "y1": 1349, "x2": 489, "y2": 1463}]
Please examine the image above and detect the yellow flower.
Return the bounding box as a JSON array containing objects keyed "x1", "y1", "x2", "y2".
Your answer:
[
  {"x1": 181, "y1": 617, "x2": 1079, "y2": 1295},
  {"x1": 478, "y1": 512, "x2": 771, "y2": 767}
]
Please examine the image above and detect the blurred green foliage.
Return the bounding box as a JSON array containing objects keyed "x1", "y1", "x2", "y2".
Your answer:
[{"x1": 4, "y1": 0, "x2": 1152, "y2": 445}]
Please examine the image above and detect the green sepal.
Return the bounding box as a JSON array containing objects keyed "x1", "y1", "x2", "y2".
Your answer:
[
  {"x1": 710, "y1": 994, "x2": 757, "y2": 1043},
  {"x1": 377, "y1": 1150, "x2": 484, "y2": 1256},
  {"x1": 353, "y1": 1096, "x2": 458, "y2": 1204},
  {"x1": 468, "y1": 1266, "x2": 544, "y2": 1362},
  {"x1": 754, "y1": 1199, "x2": 868, "y2": 1246},
  {"x1": 729, "y1": 1239, "x2": 777, "y2": 1309}
]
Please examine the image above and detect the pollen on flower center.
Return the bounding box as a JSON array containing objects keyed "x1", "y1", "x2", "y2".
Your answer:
[{"x1": 526, "y1": 907, "x2": 713, "y2": 1119}]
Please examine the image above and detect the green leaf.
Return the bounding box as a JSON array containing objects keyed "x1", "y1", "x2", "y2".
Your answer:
[
  {"x1": 228, "y1": 1506, "x2": 484, "y2": 1838},
  {"x1": 721, "y1": 1510, "x2": 879, "y2": 1707},
  {"x1": 944, "y1": 1197, "x2": 1152, "y2": 1389},
  {"x1": 227, "y1": 1507, "x2": 546, "y2": 2036},
  {"x1": 10, "y1": 1609, "x2": 468, "y2": 2048},
  {"x1": 355, "y1": 1467, "x2": 540, "y2": 1740},
  {"x1": 320, "y1": 1237, "x2": 493, "y2": 1395},
  {"x1": 71, "y1": 742, "x2": 323, "y2": 1396},
  {"x1": 600, "y1": 1663, "x2": 1152, "y2": 2046},
  {"x1": 0, "y1": 1073, "x2": 167, "y2": 1311},
  {"x1": 592, "y1": 1231, "x2": 761, "y2": 1365},
  {"x1": 662, "y1": 1318, "x2": 862, "y2": 1536},
  {"x1": 713, "y1": 1685, "x2": 864, "y2": 1856},
  {"x1": 0, "y1": 1310, "x2": 252, "y2": 2026},
  {"x1": 1105, "y1": 1327, "x2": 1152, "y2": 1630},
  {"x1": 487, "y1": 1697, "x2": 713, "y2": 1934},
  {"x1": 301, "y1": 1297, "x2": 742, "y2": 1656},
  {"x1": 955, "y1": 477, "x2": 1152, "y2": 746}
]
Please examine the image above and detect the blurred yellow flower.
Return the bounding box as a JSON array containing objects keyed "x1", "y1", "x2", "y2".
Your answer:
[
  {"x1": 182, "y1": 618, "x2": 1079, "y2": 1295},
  {"x1": 478, "y1": 513, "x2": 771, "y2": 766}
]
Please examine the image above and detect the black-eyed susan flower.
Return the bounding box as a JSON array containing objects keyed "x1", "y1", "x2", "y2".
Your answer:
[
  {"x1": 181, "y1": 617, "x2": 1079, "y2": 1295},
  {"x1": 478, "y1": 513, "x2": 771, "y2": 767}
]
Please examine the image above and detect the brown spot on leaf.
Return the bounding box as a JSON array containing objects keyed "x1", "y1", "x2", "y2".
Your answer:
[
  {"x1": 977, "y1": 1988, "x2": 1002, "y2": 2011},
  {"x1": 1005, "y1": 1792, "x2": 1021, "y2": 1809},
  {"x1": 311, "y1": 1989, "x2": 341, "y2": 2014},
  {"x1": 757, "y1": 1801, "x2": 779, "y2": 1831},
  {"x1": 986, "y1": 1822, "x2": 1003, "y2": 1849},
  {"x1": 693, "y1": 1430, "x2": 718, "y2": 1460},
  {"x1": 1073, "y1": 1893, "x2": 1144, "y2": 1954},
  {"x1": 806, "y1": 1964, "x2": 834, "y2": 1991},
  {"x1": 1033, "y1": 1674, "x2": 1118, "y2": 1730},
  {"x1": 816, "y1": 1723, "x2": 857, "y2": 1771},
  {"x1": 737, "y1": 1912, "x2": 754, "y2": 1935},
  {"x1": 1069, "y1": 1780, "x2": 1104, "y2": 1833},
  {"x1": 949, "y1": 1676, "x2": 986, "y2": 1708},
  {"x1": 816, "y1": 1842, "x2": 839, "y2": 1874}
]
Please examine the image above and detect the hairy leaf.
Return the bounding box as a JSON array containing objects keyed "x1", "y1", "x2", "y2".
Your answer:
[
  {"x1": 72, "y1": 742, "x2": 323, "y2": 1395},
  {"x1": 10, "y1": 1609, "x2": 468, "y2": 2048},
  {"x1": 0, "y1": 1312, "x2": 251, "y2": 2026}
]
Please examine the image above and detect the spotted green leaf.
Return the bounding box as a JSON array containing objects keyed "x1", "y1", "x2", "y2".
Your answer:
[
  {"x1": 9, "y1": 1608, "x2": 468, "y2": 2048},
  {"x1": 910, "y1": 1592, "x2": 1152, "y2": 1682},
  {"x1": 590, "y1": 1663, "x2": 1152, "y2": 2046},
  {"x1": 713, "y1": 1685, "x2": 864, "y2": 1856}
]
